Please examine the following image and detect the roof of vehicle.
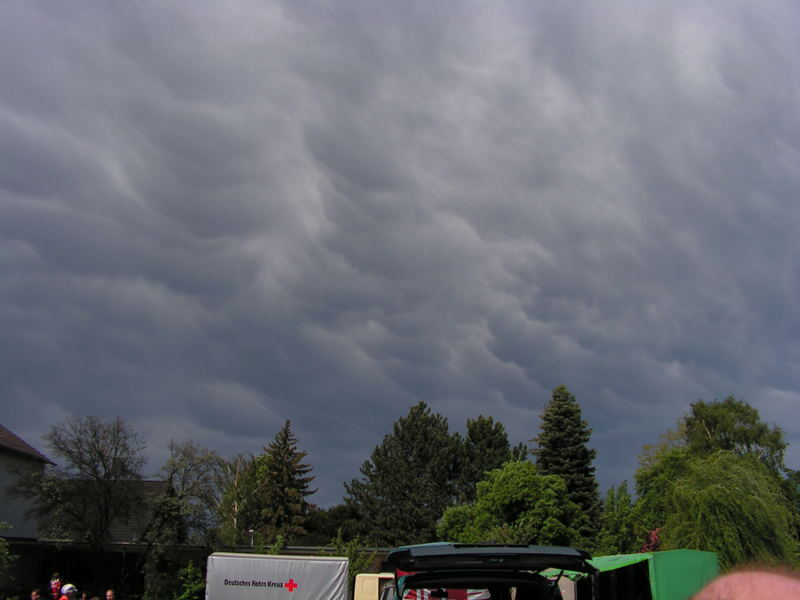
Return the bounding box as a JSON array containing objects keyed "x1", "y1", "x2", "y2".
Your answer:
[{"x1": 383, "y1": 543, "x2": 597, "y2": 576}]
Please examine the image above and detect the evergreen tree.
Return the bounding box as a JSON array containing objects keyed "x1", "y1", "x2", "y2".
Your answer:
[
  {"x1": 344, "y1": 402, "x2": 460, "y2": 546},
  {"x1": 295, "y1": 503, "x2": 361, "y2": 546},
  {"x1": 510, "y1": 442, "x2": 530, "y2": 462},
  {"x1": 532, "y1": 385, "x2": 601, "y2": 542},
  {"x1": 258, "y1": 421, "x2": 317, "y2": 543},
  {"x1": 595, "y1": 481, "x2": 637, "y2": 555},
  {"x1": 455, "y1": 416, "x2": 512, "y2": 503}
]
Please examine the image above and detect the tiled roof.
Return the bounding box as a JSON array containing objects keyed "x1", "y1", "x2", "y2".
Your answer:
[
  {"x1": 0, "y1": 424, "x2": 53, "y2": 463},
  {"x1": 108, "y1": 480, "x2": 167, "y2": 543}
]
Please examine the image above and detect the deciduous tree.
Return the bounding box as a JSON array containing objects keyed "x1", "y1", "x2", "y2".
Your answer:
[
  {"x1": 661, "y1": 452, "x2": 798, "y2": 568},
  {"x1": 438, "y1": 461, "x2": 580, "y2": 546},
  {"x1": 10, "y1": 415, "x2": 146, "y2": 588},
  {"x1": 684, "y1": 396, "x2": 787, "y2": 473},
  {"x1": 141, "y1": 441, "x2": 222, "y2": 600},
  {"x1": 215, "y1": 454, "x2": 261, "y2": 546},
  {"x1": 12, "y1": 416, "x2": 146, "y2": 550},
  {"x1": 634, "y1": 397, "x2": 800, "y2": 568}
]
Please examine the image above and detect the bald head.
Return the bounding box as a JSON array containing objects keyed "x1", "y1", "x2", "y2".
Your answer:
[{"x1": 694, "y1": 570, "x2": 800, "y2": 600}]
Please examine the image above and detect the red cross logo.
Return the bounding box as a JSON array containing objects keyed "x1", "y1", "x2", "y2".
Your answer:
[{"x1": 285, "y1": 579, "x2": 298, "y2": 592}]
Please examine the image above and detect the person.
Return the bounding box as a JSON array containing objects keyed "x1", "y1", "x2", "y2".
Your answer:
[
  {"x1": 50, "y1": 574, "x2": 62, "y2": 600},
  {"x1": 31, "y1": 589, "x2": 43, "y2": 600},
  {"x1": 59, "y1": 584, "x2": 79, "y2": 600},
  {"x1": 693, "y1": 569, "x2": 800, "y2": 599},
  {"x1": 105, "y1": 589, "x2": 115, "y2": 600}
]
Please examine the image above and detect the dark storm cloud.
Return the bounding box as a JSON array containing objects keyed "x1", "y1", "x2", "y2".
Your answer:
[{"x1": 2, "y1": 0, "x2": 800, "y2": 505}]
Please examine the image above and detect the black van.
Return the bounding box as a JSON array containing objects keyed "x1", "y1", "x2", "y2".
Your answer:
[{"x1": 382, "y1": 543, "x2": 598, "y2": 600}]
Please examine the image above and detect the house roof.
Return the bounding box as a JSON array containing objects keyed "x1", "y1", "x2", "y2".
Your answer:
[
  {"x1": 0, "y1": 424, "x2": 53, "y2": 463},
  {"x1": 107, "y1": 480, "x2": 168, "y2": 543}
]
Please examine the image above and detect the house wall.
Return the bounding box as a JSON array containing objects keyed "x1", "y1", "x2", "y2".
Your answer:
[{"x1": 0, "y1": 451, "x2": 43, "y2": 538}]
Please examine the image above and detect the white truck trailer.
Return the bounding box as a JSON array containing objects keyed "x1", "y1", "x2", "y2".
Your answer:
[{"x1": 206, "y1": 552, "x2": 349, "y2": 600}]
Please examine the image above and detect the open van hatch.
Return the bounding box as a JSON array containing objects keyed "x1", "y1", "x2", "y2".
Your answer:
[{"x1": 383, "y1": 544, "x2": 598, "y2": 600}]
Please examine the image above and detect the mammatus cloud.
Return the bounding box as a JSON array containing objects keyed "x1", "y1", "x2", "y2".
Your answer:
[{"x1": 2, "y1": 0, "x2": 799, "y2": 505}]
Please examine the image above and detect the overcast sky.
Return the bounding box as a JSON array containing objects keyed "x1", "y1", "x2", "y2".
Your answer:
[{"x1": 2, "y1": 0, "x2": 800, "y2": 508}]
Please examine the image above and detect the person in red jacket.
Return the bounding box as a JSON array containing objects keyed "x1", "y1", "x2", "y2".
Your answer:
[{"x1": 49, "y1": 574, "x2": 62, "y2": 600}]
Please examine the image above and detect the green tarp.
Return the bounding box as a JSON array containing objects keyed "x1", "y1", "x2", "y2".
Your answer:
[
  {"x1": 550, "y1": 550, "x2": 718, "y2": 600},
  {"x1": 639, "y1": 550, "x2": 718, "y2": 600},
  {"x1": 588, "y1": 553, "x2": 651, "y2": 572}
]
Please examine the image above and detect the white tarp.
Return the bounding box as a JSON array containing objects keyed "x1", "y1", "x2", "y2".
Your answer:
[{"x1": 206, "y1": 553, "x2": 349, "y2": 600}]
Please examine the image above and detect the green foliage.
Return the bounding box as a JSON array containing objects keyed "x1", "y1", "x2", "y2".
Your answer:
[
  {"x1": 295, "y1": 504, "x2": 361, "y2": 546},
  {"x1": 594, "y1": 482, "x2": 638, "y2": 555},
  {"x1": 0, "y1": 522, "x2": 16, "y2": 587},
  {"x1": 329, "y1": 529, "x2": 375, "y2": 592},
  {"x1": 510, "y1": 443, "x2": 529, "y2": 462},
  {"x1": 215, "y1": 454, "x2": 261, "y2": 546},
  {"x1": 437, "y1": 461, "x2": 580, "y2": 546},
  {"x1": 531, "y1": 386, "x2": 601, "y2": 542},
  {"x1": 634, "y1": 446, "x2": 691, "y2": 534},
  {"x1": 634, "y1": 397, "x2": 800, "y2": 569},
  {"x1": 455, "y1": 416, "x2": 512, "y2": 503},
  {"x1": 215, "y1": 422, "x2": 316, "y2": 547},
  {"x1": 257, "y1": 421, "x2": 316, "y2": 544},
  {"x1": 173, "y1": 561, "x2": 205, "y2": 600},
  {"x1": 268, "y1": 535, "x2": 286, "y2": 555},
  {"x1": 661, "y1": 452, "x2": 799, "y2": 569},
  {"x1": 344, "y1": 402, "x2": 461, "y2": 546},
  {"x1": 684, "y1": 396, "x2": 787, "y2": 473}
]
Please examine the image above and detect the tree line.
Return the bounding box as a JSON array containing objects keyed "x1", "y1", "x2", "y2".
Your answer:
[{"x1": 8, "y1": 386, "x2": 800, "y2": 598}]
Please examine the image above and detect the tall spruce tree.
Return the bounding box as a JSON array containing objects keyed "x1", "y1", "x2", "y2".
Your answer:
[
  {"x1": 532, "y1": 385, "x2": 601, "y2": 543},
  {"x1": 344, "y1": 402, "x2": 460, "y2": 546},
  {"x1": 258, "y1": 421, "x2": 317, "y2": 543}
]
